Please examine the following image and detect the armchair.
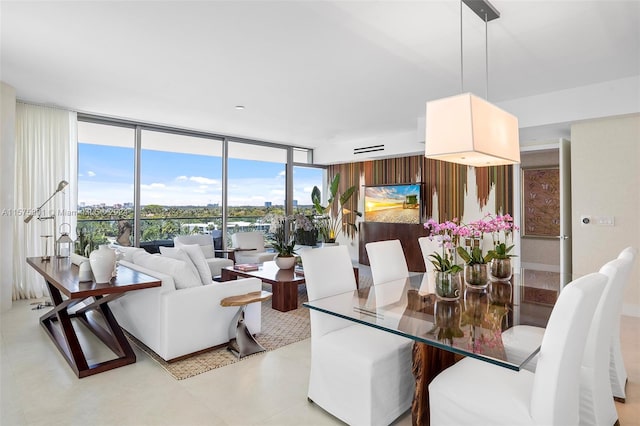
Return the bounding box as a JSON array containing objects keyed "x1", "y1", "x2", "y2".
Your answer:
[
  {"x1": 174, "y1": 234, "x2": 233, "y2": 279},
  {"x1": 230, "y1": 231, "x2": 276, "y2": 264}
]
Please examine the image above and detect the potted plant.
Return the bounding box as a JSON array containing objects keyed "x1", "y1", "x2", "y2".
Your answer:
[
  {"x1": 424, "y1": 218, "x2": 463, "y2": 299},
  {"x1": 311, "y1": 173, "x2": 361, "y2": 245},
  {"x1": 292, "y1": 213, "x2": 318, "y2": 246},
  {"x1": 428, "y1": 252, "x2": 463, "y2": 300},
  {"x1": 271, "y1": 218, "x2": 297, "y2": 269},
  {"x1": 486, "y1": 214, "x2": 518, "y2": 281},
  {"x1": 455, "y1": 219, "x2": 495, "y2": 289}
]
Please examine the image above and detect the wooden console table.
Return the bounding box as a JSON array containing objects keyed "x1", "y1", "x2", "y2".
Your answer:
[{"x1": 27, "y1": 257, "x2": 161, "y2": 378}]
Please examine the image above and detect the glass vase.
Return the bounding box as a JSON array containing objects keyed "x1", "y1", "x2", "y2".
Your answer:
[
  {"x1": 434, "y1": 300, "x2": 463, "y2": 344},
  {"x1": 489, "y1": 258, "x2": 512, "y2": 281},
  {"x1": 434, "y1": 271, "x2": 462, "y2": 300},
  {"x1": 464, "y1": 263, "x2": 490, "y2": 289},
  {"x1": 489, "y1": 280, "x2": 512, "y2": 305}
]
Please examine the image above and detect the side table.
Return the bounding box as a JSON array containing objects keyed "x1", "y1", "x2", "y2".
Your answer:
[
  {"x1": 214, "y1": 249, "x2": 237, "y2": 262},
  {"x1": 220, "y1": 290, "x2": 273, "y2": 359}
]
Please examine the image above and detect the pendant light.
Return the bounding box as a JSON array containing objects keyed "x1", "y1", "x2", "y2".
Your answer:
[{"x1": 425, "y1": 0, "x2": 520, "y2": 167}]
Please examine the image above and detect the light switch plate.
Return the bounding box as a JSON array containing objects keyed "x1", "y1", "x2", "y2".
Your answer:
[{"x1": 595, "y1": 216, "x2": 615, "y2": 226}]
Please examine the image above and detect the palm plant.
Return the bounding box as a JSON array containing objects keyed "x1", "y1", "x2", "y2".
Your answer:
[{"x1": 311, "y1": 173, "x2": 361, "y2": 243}]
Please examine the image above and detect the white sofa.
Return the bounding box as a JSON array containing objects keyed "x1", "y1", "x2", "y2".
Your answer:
[
  {"x1": 173, "y1": 234, "x2": 234, "y2": 278},
  {"x1": 231, "y1": 231, "x2": 277, "y2": 264},
  {"x1": 110, "y1": 256, "x2": 262, "y2": 362}
]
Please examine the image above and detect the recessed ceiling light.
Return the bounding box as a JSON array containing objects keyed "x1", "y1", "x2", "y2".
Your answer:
[{"x1": 235, "y1": 105, "x2": 245, "y2": 110}]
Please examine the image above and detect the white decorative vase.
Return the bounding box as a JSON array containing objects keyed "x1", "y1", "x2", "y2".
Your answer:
[
  {"x1": 89, "y1": 244, "x2": 116, "y2": 283},
  {"x1": 275, "y1": 256, "x2": 296, "y2": 270}
]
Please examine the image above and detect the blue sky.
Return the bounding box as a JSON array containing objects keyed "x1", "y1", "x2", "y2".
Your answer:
[{"x1": 78, "y1": 144, "x2": 322, "y2": 207}]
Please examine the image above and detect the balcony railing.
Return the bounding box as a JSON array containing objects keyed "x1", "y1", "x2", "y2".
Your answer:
[{"x1": 75, "y1": 216, "x2": 272, "y2": 255}]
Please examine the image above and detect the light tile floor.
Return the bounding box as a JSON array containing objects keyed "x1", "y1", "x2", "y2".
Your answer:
[{"x1": 1, "y1": 299, "x2": 638, "y2": 425}]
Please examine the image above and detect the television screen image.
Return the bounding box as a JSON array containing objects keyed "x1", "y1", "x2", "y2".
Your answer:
[{"x1": 364, "y1": 183, "x2": 421, "y2": 224}]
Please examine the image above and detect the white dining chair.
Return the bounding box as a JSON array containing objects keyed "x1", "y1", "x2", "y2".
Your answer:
[
  {"x1": 502, "y1": 257, "x2": 632, "y2": 425},
  {"x1": 301, "y1": 245, "x2": 414, "y2": 426},
  {"x1": 429, "y1": 272, "x2": 607, "y2": 426},
  {"x1": 610, "y1": 246, "x2": 637, "y2": 401},
  {"x1": 418, "y1": 236, "x2": 439, "y2": 271},
  {"x1": 366, "y1": 239, "x2": 409, "y2": 285}
]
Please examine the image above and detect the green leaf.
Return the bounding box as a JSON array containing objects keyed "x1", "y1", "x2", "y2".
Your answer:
[
  {"x1": 311, "y1": 186, "x2": 323, "y2": 213},
  {"x1": 339, "y1": 185, "x2": 356, "y2": 206},
  {"x1": 328, "y1": 174, "x2": 340, "y2": 203},
  {"x1": 457, "y1": 246, "x2": 471, "y2": 263}
]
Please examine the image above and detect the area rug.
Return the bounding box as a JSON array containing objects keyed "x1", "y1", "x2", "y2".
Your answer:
[{"x1": 125, "y1": 285, "x2": 311, "y2": 380}]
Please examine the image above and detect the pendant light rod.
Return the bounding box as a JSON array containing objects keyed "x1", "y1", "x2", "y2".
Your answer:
[
  {"x1": 485, "y1": 12, "x2": 489, "y2": 99},
  {"x1": 462, "y1": 0, "x2": 500, "y2": 22},
  {"x1": 460, "y1": 0, "x2": 464, "y2": 93}
]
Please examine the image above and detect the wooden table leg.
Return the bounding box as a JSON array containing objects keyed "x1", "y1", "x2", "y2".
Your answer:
[
  {"x1": 411, "y1": 342, "x2": 457, "y2": 426},
  {"x1": 40, "y1": 280, "x2": 138, "y2": 378},
  {"x1": 271, "y1": 281, "x2": 298, "y2": 312}
]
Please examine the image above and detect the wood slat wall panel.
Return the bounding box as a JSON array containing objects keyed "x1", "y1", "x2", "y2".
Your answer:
[{"x1": 325, "y1": 156, "x2": 513, "y2": 270}]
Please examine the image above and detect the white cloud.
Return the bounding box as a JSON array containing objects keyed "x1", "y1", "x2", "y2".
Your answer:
[
  {"x1": 189, "y1": 176, "x2": 218, "y2": 185},
  {"x1": 87, "y1": 171, "x2": 96, "y2": 177},
  {"x1": 176, "y1": 175, "x2": 188, "y2": 181},
  {"x1": 141, "y1": 183, "x2": 166, "y2": 189}
]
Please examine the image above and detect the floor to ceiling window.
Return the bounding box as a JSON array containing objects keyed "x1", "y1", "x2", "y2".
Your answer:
[
  {"x1": 77, "y1": 121, "x2": 135, "y2": 255},
  {"x1": 227, "y1": 141, "x2": 287, "y2": 235},
  {"x1": 76, "y1": 116, "x2": 320, "y2": 251},
  {"x1": 140, "y1": 130, "x2": 223, "y2": 248}
]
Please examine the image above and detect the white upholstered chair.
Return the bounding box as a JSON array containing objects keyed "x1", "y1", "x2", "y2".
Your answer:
[
  {"x1": 365, "y1": 239, "x2": 409, "y2": 285},
  {"x1": 230, "y1": 231, "x2": 276, "y2": 264},
  {"x1": 429, "y1": 272, "x2": 607, "y2": 426},
  {"x1": 418, "y1": 236, "x2": 439, "y2": 271},
  {"x1": 610, "y1": 246, "x2": 637, "y2": 401},
  {"x1": 502, "y1": 255, "x2": 633, "y2": 425},
  {"x1": 173, "y1": 234, "x2": 233, "y2": 278},
  {"x1": 301, "y1": 245, "x2": 414, "y2": 426}
]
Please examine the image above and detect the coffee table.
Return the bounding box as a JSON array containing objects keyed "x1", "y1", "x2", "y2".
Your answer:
[
  {"x1": 27, "y1": 257, "x2": 161, "y2": 378},
  {"x1": 221, "y1": 261, "x2": 359, "y2": 312},
  {"x1": 221, "y1": 261, "x2": 304, "y2": 312}
]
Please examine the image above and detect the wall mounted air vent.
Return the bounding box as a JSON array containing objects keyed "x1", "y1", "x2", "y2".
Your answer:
[{"x1": 353, "y1": 144, "x2": 385, "y2": 155}]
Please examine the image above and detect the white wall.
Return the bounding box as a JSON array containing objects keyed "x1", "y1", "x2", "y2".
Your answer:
[
  {"x1": 1, "y1": 82, "x2": 16, "y2": 312},
  {"x1": 571, "y1": 114, "x2": 640, "y2": 316},
  {"x1": 315, "y1": 76, "x2": 640, "y2": 165}
]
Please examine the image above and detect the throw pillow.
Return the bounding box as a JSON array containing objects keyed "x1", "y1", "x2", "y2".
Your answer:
[
  {"x1": 116, "y1": 246, "x2": 145, "y2": 262},
  {"x1": 131, "y1": 250, "x2": 201, "y2": 290},
  {"x1": 159, "y1": 246, "x2": 199, "y2": 280},
  {"x1": 199, "y1": 244, "x2": 215, "y2": 259},
  {"x1": 180, "y1": 244, "x2": 214, "y2": 285}
]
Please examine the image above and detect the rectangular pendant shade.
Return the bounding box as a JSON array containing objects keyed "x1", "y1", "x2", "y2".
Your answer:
[{"x1": 425, "y1": 93, "x2": 520, "y2": 167}]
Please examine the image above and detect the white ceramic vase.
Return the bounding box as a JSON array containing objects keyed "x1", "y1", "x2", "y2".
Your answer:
[
  {"x1": 275, "y1": 255, "x2": 296, "y2": 270},
  {"x1": 90, "y1": 244, "x2": 116, "y2": 283}
]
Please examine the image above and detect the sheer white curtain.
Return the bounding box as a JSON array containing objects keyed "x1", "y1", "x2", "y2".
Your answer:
[{"x1": 13, "y1": 102, "x2": 77, "y2": 299}]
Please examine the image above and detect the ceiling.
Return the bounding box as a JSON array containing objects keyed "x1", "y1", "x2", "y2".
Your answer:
[{"x1": 2, "y1": 1, "x2": 639, "y2": 153}]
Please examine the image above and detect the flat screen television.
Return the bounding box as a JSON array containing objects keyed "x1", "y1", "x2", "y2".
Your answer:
[{"x1": 364, "y1": 183, "x2": 422, "y2": 224}]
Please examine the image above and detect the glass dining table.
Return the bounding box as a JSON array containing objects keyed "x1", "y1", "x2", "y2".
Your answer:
[{"x1": 303, "y1": 269, "x2": 566, "y2": 426}]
